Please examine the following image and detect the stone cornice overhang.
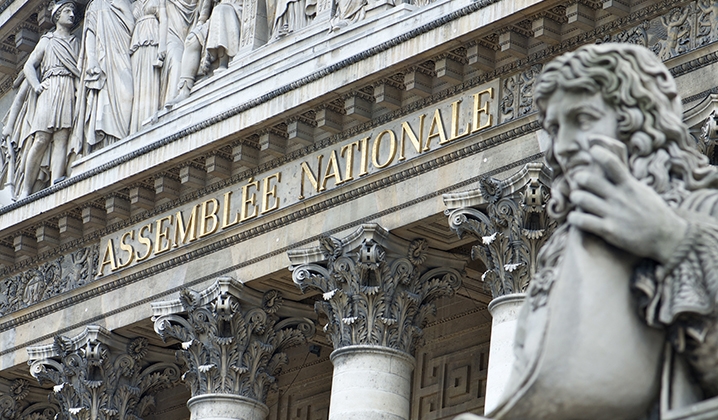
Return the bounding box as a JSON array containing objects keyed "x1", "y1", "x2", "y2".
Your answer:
[
  {"x1": 0, "y1": 0, "x2": 561, "y2": 230},
  {"x1": 0, "y1": 0, "x2": 710, "y2": 274}
]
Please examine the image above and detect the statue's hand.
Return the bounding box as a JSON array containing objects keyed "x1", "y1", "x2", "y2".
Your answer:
[
  {"x1": 567, "y1": 144, "x2": 688, "y2": 265},
  {"x1": 34, "y1": 80, "x2": 49, "y2": 95}
]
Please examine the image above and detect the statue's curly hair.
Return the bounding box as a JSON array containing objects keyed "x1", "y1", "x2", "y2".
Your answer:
[{"x1": 534, "y1": 43, "x2": 718, "y2": 223}]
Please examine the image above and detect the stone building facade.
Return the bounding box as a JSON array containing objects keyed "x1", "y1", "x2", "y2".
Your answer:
[{"x1": 0, "y1": 0, "x2": 715, "y2": 417}]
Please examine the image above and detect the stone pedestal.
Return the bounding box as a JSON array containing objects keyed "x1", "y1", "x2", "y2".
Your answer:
[
  {"x1": 188, "y1": 394, "x2": 269, "y2": 420},
  {"x1": 484, "y1": 293, "x2": 526, "y2": 414},
  {"x1": 328, "y1": 345, "x2": 415, "y2": 420}
]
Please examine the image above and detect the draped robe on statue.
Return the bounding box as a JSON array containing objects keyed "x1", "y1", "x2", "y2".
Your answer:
[
  {"x1": 160, "y1": 0, "x2": 200, "y2": 104},
  {"x1": 73, "y1": 0, "x2": 134, "y2": 152},
  {"x1": 2, "y1": 33, "x2": 79, "y2": 198}
]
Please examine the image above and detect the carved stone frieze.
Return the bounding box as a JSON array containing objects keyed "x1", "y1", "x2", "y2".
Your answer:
[
  {"x1": 27, "y1": 326, "x2": 181, "y2": 420},
  {"x1": 0, "y1": 244, "x2": 99, "y2": 317},
  {"x1": 288, "y1": 223, "x2": 467, "y2": 355},
  {"x1": 445, "y1": 163, "x2": 556, "y2": 298},
  {"x1": 151, "y1": 277, "x2": 315, "y2": 403},
  {"x1": 0, "y1": 377, "x2": 60, "y2": 420},
  {"x1": 500, "y1": 64, "x2": 542, "y2": 123}
]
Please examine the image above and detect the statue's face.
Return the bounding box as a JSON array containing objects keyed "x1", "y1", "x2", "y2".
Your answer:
[
  {"x1": 543, "y1": 88, "x2": 620, "y2": 185},
  {"x1": 56, "y1": 4, "x2": 75, "y2": 27}
]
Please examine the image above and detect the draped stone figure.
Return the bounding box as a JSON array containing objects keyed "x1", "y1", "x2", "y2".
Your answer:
[
  {"x1": 269, "y1": 0, "x2": 315, "y2": 39},
  {"x1": 1, "y1": 0, "x2": 79, "y2": 200},
  {"x1": 329, "y1": 0, "x2": 366, "y2": 31},
  {"x1": 72, "y1": 0, "x2": 134, "y2": 152},
  {"x1": 157, "y1": 0, "x2": 200, "y2": 105},
  {"x1": 459, "y1": 43, "x2": 718, "y2": 420},
  {"x1": 164, "y1": 0, "x2": 241, "y2": 107},
  {"x1": 129, "y1": 0, "x2": 162, "y2": 133}
]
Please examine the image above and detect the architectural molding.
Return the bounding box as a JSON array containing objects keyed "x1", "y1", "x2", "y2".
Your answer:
[
  {"x1": 151, "y1": 277, "x2": 315, "y2": 402},
  {"x1": 289, "y1": 223, "x2": 467, "y2": 355},
  {"x1": 0, "y1": 149, "x2": 543, "y2": 346},
  {"x1": 445, "y1": 163, "x2": 556, "y2": 298},
  {"x1": 27, "y1": 326, "x2": 181, "y2": 420}
]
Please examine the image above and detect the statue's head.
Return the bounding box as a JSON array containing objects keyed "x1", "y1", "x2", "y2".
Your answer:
[
  {"x1": 534, "y1": 43, "x2": 713, "y2": 222},
  {"x1": 51, "y1": 0, "x2": 76, "y2": 26}
]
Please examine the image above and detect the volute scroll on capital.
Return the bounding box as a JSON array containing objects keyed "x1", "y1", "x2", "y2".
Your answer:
[{"x1": 288, "y1": 223, "x2": 468, "y2": 355}]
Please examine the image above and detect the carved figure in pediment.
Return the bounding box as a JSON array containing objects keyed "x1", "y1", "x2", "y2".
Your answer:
[
  {"x1": 157, "y1": 0, "x2": 200, "y2": 105},
  {"x1": 164, "y1": 0, "x2": 241, "y2": 107},
  {"x1": 72, "y1": 0, "x2": 134, "y2": 152},
  {"x1": 269, "y1": 0, "x2": 315, "y2": 39},
  {"x1": 329, "y1": 0, "x2": 367, "y2": 31},
  {"x1": 462, "y1": 44, "x2": 718, "y2": 420},
  {"x1": 1, "y1": 0, "x2": 79, "y2": 200},
  {"x1": 129, "y1": 0, "x2": 163, "y2": 133}
]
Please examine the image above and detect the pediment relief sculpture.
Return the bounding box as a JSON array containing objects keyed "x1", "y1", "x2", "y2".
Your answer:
[{"x1": 457, "y1": 43, "x2": 718, "y2": 420}]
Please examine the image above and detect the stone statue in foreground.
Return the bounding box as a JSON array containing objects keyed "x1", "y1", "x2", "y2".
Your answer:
[
  {"x1": 1, "y1": 0, "x2": 79, "y2": 200},
  {"x1": 458, "y1": 43, "x2": 718, "y2": 420}
]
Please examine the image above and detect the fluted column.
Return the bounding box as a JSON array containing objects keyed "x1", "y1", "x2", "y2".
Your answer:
[
  {"x1": 27, "y1": 326, "x2": 182, "y2": 420},
  {"x1": 288, "y1": 224, "x2": 467, "y2": 420},
  {"x1": 151, "y1": 277, "x2": 315, "y2": 420},
  {"x1": 444, "y1": 162, "x2": 555, "y2": 414}
]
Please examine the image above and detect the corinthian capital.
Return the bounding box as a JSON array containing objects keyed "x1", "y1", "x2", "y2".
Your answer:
[
  {"x1": 444, "y1": 162, "x2": 556, "y2": 298},
  {"x1": 27, "y1": 326, "x2": 181, "y2": 420},
  {"x1": 151, "y1": 277, "x2": 315, "y2": 403},
  {"x1": 288, "y1": 224, "x2": 467, "y2": 355}
]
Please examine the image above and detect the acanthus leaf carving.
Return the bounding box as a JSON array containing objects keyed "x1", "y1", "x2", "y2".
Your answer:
[
  {"x1": 289, "y1": 224, "x2": 466, "y2": 355},
  {"x1": 446, "y1": 163, "x2": 556, "y2": 299},
  {"x1": 28, "y1": 326, "x2": 181, "y2": 420},
  {"x1": 152, "y1": 278, "x2": 315, "y2": 403}
]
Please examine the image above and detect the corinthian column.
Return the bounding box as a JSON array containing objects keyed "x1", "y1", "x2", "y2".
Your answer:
[
  {"x1": 444, "y1": 162, "x2": 555, "y2": 414},
  {"x1": 288, "y1": 224, "x2": 467, "y2": 420},
  {"x1": 151, "y1": 277, "x2": 315, "y2": 420},
  {"x1": 27, "y1": 326, "x2": 182, "y2": 420}
]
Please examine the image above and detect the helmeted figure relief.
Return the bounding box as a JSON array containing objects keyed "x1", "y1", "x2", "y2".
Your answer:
[
  {"x1": 460, "y1": 43, "x2": 718, "y2": 420},
  {"x1": 269, "y1": 0, "x2": 315, "y2": 39},
  {"x1": 1, "y1": 0, "x2": 79, "y2": 200},
  {"x1": 129, "y1": 0, "x2": 163, "y2": 133},
  {"x1": 157, "y1": 0, "x2": 200, "y2": 105},
  {"x1": 164, "y1": 0, "x2": 241, "y2": 107},
  {"x1": 72, "y1": 0, "x2": 134, "y2": 152}
]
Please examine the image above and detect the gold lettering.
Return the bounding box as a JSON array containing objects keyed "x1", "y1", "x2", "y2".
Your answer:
[
  {"x1": 340, "y1": 141, "x2": 360, "y2": 182},
  {"x1": 372, "y1": 130, "x2": 397, "y2": 169},
  {"x1": 117, "y1": 231, "x2": 135, "y2": 269},
  {"x1": 359, "y1": 137, "x2": 370, "y2": 177},
  {"x1": 174, "y1": 205, "x2": 198, "y2": 246},
  {"x1": 261, "y1": 172, "x2": 282, "y2": 214},
  {"x1": 400, "y1": 115, "x2": 425, "y2": 158},
  {"x1": 154, "y1": 215, "x2": 173, "y2": 255},
  {"x1": 240, "y1": 178, "x2": 259, "y2": 222},
  {"x1": 448, "y1": 99, "x2": 471, "y2": 142},
  {"x1": 98, "y1": 239, "x2": 118, "y2": 276},
  {"x1": 222, "y1": 191, "x2": 240, "y2": 229},
  {"x1": 136, "y1": 224, "x2": 153, "y2": 261},
  {"x1": 425, "y1": 109, "x2": 447, "y2": 150},
  {"x1": 299, "y1": 155, "x2": 322, "y2": 200},
  {"x1": 199, "y1": 199, "x2": 219, "y2": 238},
  {"x1": 472, "y1": 88, "x2": 494, "y2": 133},
  {"x1": 320, "y1": 151, "x2": 343, "y2": 190}
]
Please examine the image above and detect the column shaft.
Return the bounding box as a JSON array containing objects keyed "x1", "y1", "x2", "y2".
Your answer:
[
  {"x1": 188, "y1": 394, "x2": 269, "y2": 420},
  {"x1": 484, "y1": 293, "x2": 525, "y2": 414},
  {"x1": 328, "y1": 346, "x2": 415, "y2": 420}
]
